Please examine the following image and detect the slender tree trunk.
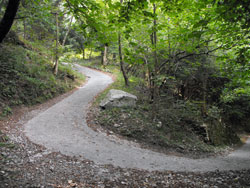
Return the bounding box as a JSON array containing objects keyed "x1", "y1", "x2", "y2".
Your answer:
[
  {"x1": 143, "y1": 56, "x2": 150, "y2": 87},
  {"x1": 202, "y1": 69, "x2": 208, "y2": 117},
  {"x1": 62, "y1": 16, "x2": 73, "y2": 46},
  {"x1": 112, "y1": 53, "x2": 117, "y2": 63},
  {"x1": 82, "y1": 47, "x2": 85, "y2": 59},
  {"x1": 53, "y1": 12, "x2": 59, "y2": 75},
  {"x1": 101, "y1": 48, "x2": 104, "y2": 63},
  {"x1": 102, "y1": 43, "x2": 108, "y2": 66},
  {"x1": 153, "y1": 4, "x2": 159, "y2": 98},
  {"x1": 79, "y1": 42, "x2": 85, "y2": 59},
  {"x1": 153, "y1": 4, "x2": 158, "y2": 75},
  {"x1": 0, "y1": 0, "x2": 21, "y2": 43},
  {"x1": 89, "y1": 47, "x2": 93, "y2": 59},
  {"x1": 150, "y1": 3, "x2": 158, "y2": 119},
  {"x1": 118, "y1": 33, "x2": 129, "y2": 86},
  {"x1": 23, "y1": 18, "x2": 26, "y2": 40},
  {"x1": 149, "y1": 3, "x2": 158, "y2": 102},
  {"x1": 118, "y1": 0, "x2": 129, "y2": 86}
]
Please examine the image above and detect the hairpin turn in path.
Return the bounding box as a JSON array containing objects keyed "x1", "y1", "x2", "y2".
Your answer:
[{"x1": 25, "y1": 65, "x2": 250, "y2": 172}]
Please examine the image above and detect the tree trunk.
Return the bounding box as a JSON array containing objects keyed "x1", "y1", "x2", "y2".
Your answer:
[
  {"x1": 82, "y1": 47, "x2": 85, "y2": 59},
  {"x1": 0, "y1": 0, "x2": 21, "y2": 43},
  {"x1": 152, "y1": 3, "x2": 159, "y2": 100},
  {"x1": 118, "y1": 33, "x2": 129, "y2": 86},
  {"x1": 62, "y1": 16, "x2": 73, "y2": 46},
  {"x1": 148, "y1": 3, "x2": 158, "y2": 102},
  {"x1": 153, "y1": 4, "x2": 158, "y2": 74},
  {"x1": 202, "y1": 69, "x2": 208, "y2": 117},
  {"x1": 89, "y1": 47, "x2": 93, "y2": 59},
  {"x1": 53, "y1": 12, "x2": 59, "y2": 75},
  {"x1": 118, "y1": 0, "x2": 129, "y2": 86},
  {"x1": 79, "y1": 42, "x2": 85, "y2": 59},
  {"x1": 23, "y1": 18, "x2": 26, "y2": 40},
  {"x1": 112, "y1": 53, "x2": 116, "y2": 62},
  {"x1": 102, "y1": 43, "x2": 108, "y2": 66},
  {"x1": 150, "y1": 3, "x2": 158, "y2": 119}
]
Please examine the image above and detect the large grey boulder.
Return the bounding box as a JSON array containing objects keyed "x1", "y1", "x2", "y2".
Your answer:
[{"x1": 100, "y1": 89, "x2": 137, "y2": 109}]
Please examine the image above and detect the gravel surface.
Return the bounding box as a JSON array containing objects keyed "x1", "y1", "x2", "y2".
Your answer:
[
  {"x1": 1, "y1": 133, "x2": 250, "y2": 187},
  {"x1": 1, "y1": 65, "x2": 250, "y2": 187},
  {"x1": 24, "y1": 65, "x2": 250, "y2": 172}
]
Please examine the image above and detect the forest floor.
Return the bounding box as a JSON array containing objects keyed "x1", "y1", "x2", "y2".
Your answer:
[{"x1": 1, "y1": 65, "x2": 250, "y2": 187}]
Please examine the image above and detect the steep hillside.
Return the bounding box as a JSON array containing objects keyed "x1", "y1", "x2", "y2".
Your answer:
[{"x1": 0, "y1": 37, "x2": 84, "y2": 117}]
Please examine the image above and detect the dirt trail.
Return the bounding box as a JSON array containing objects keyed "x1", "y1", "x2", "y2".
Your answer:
[{"x1": 24, "y1": 65, "x2": 250, "y2": 172}]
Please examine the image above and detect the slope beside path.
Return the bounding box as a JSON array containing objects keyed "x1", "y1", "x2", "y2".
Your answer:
[{"x1": 24, "y1": 65, "x2": 250, "y2": 172}]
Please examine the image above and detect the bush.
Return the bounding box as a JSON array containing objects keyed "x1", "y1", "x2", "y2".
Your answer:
[{"x1": 221, "y1": 94, "x2": 250, "y2": 132}]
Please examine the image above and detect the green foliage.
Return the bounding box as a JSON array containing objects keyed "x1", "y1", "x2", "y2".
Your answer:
[
  {"x1": 2, "y1": 0, "x2": 247, "y2": 150},
  {"x1": 221, "y1": 95, "x2": 250, "y2": 132},
  {"x1": 16, "y1": 0, "x2": 55, "y2": 41},
  {"x1": 0, "y1": 43, "x2": 84, "y2": 115},
  {"x1": 217, "y1": 40, "x2": 250, "y2": 132},
  {"x1": 1, "y1": 105, "x2": 12, "y2": 117},
  {"x1": 62, "y1": 0, "x2": 248, "y2": 147}
]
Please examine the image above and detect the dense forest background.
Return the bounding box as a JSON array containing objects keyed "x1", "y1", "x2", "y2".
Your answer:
[{"x1": 0, "y1": 0, "x2": 250, "y2": 153}]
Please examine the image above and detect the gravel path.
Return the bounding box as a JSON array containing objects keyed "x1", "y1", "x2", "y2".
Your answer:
[{"x1": 24, "y1": 65, "x2": 250, "y2": 172}]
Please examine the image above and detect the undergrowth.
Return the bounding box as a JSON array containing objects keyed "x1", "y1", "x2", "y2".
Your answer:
[
  {"x1": 0, "y1": 43, "x2": 84, "y2": 118},
  {"x1": 74, "y1": 57, "x2": 231, "y2": 156},
  {"x1": 65, "y1": 55, "x2": 241, "y2": 156},
  {"x1": 96, "y1": 95, "x2": 232, "y2": 157}
]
